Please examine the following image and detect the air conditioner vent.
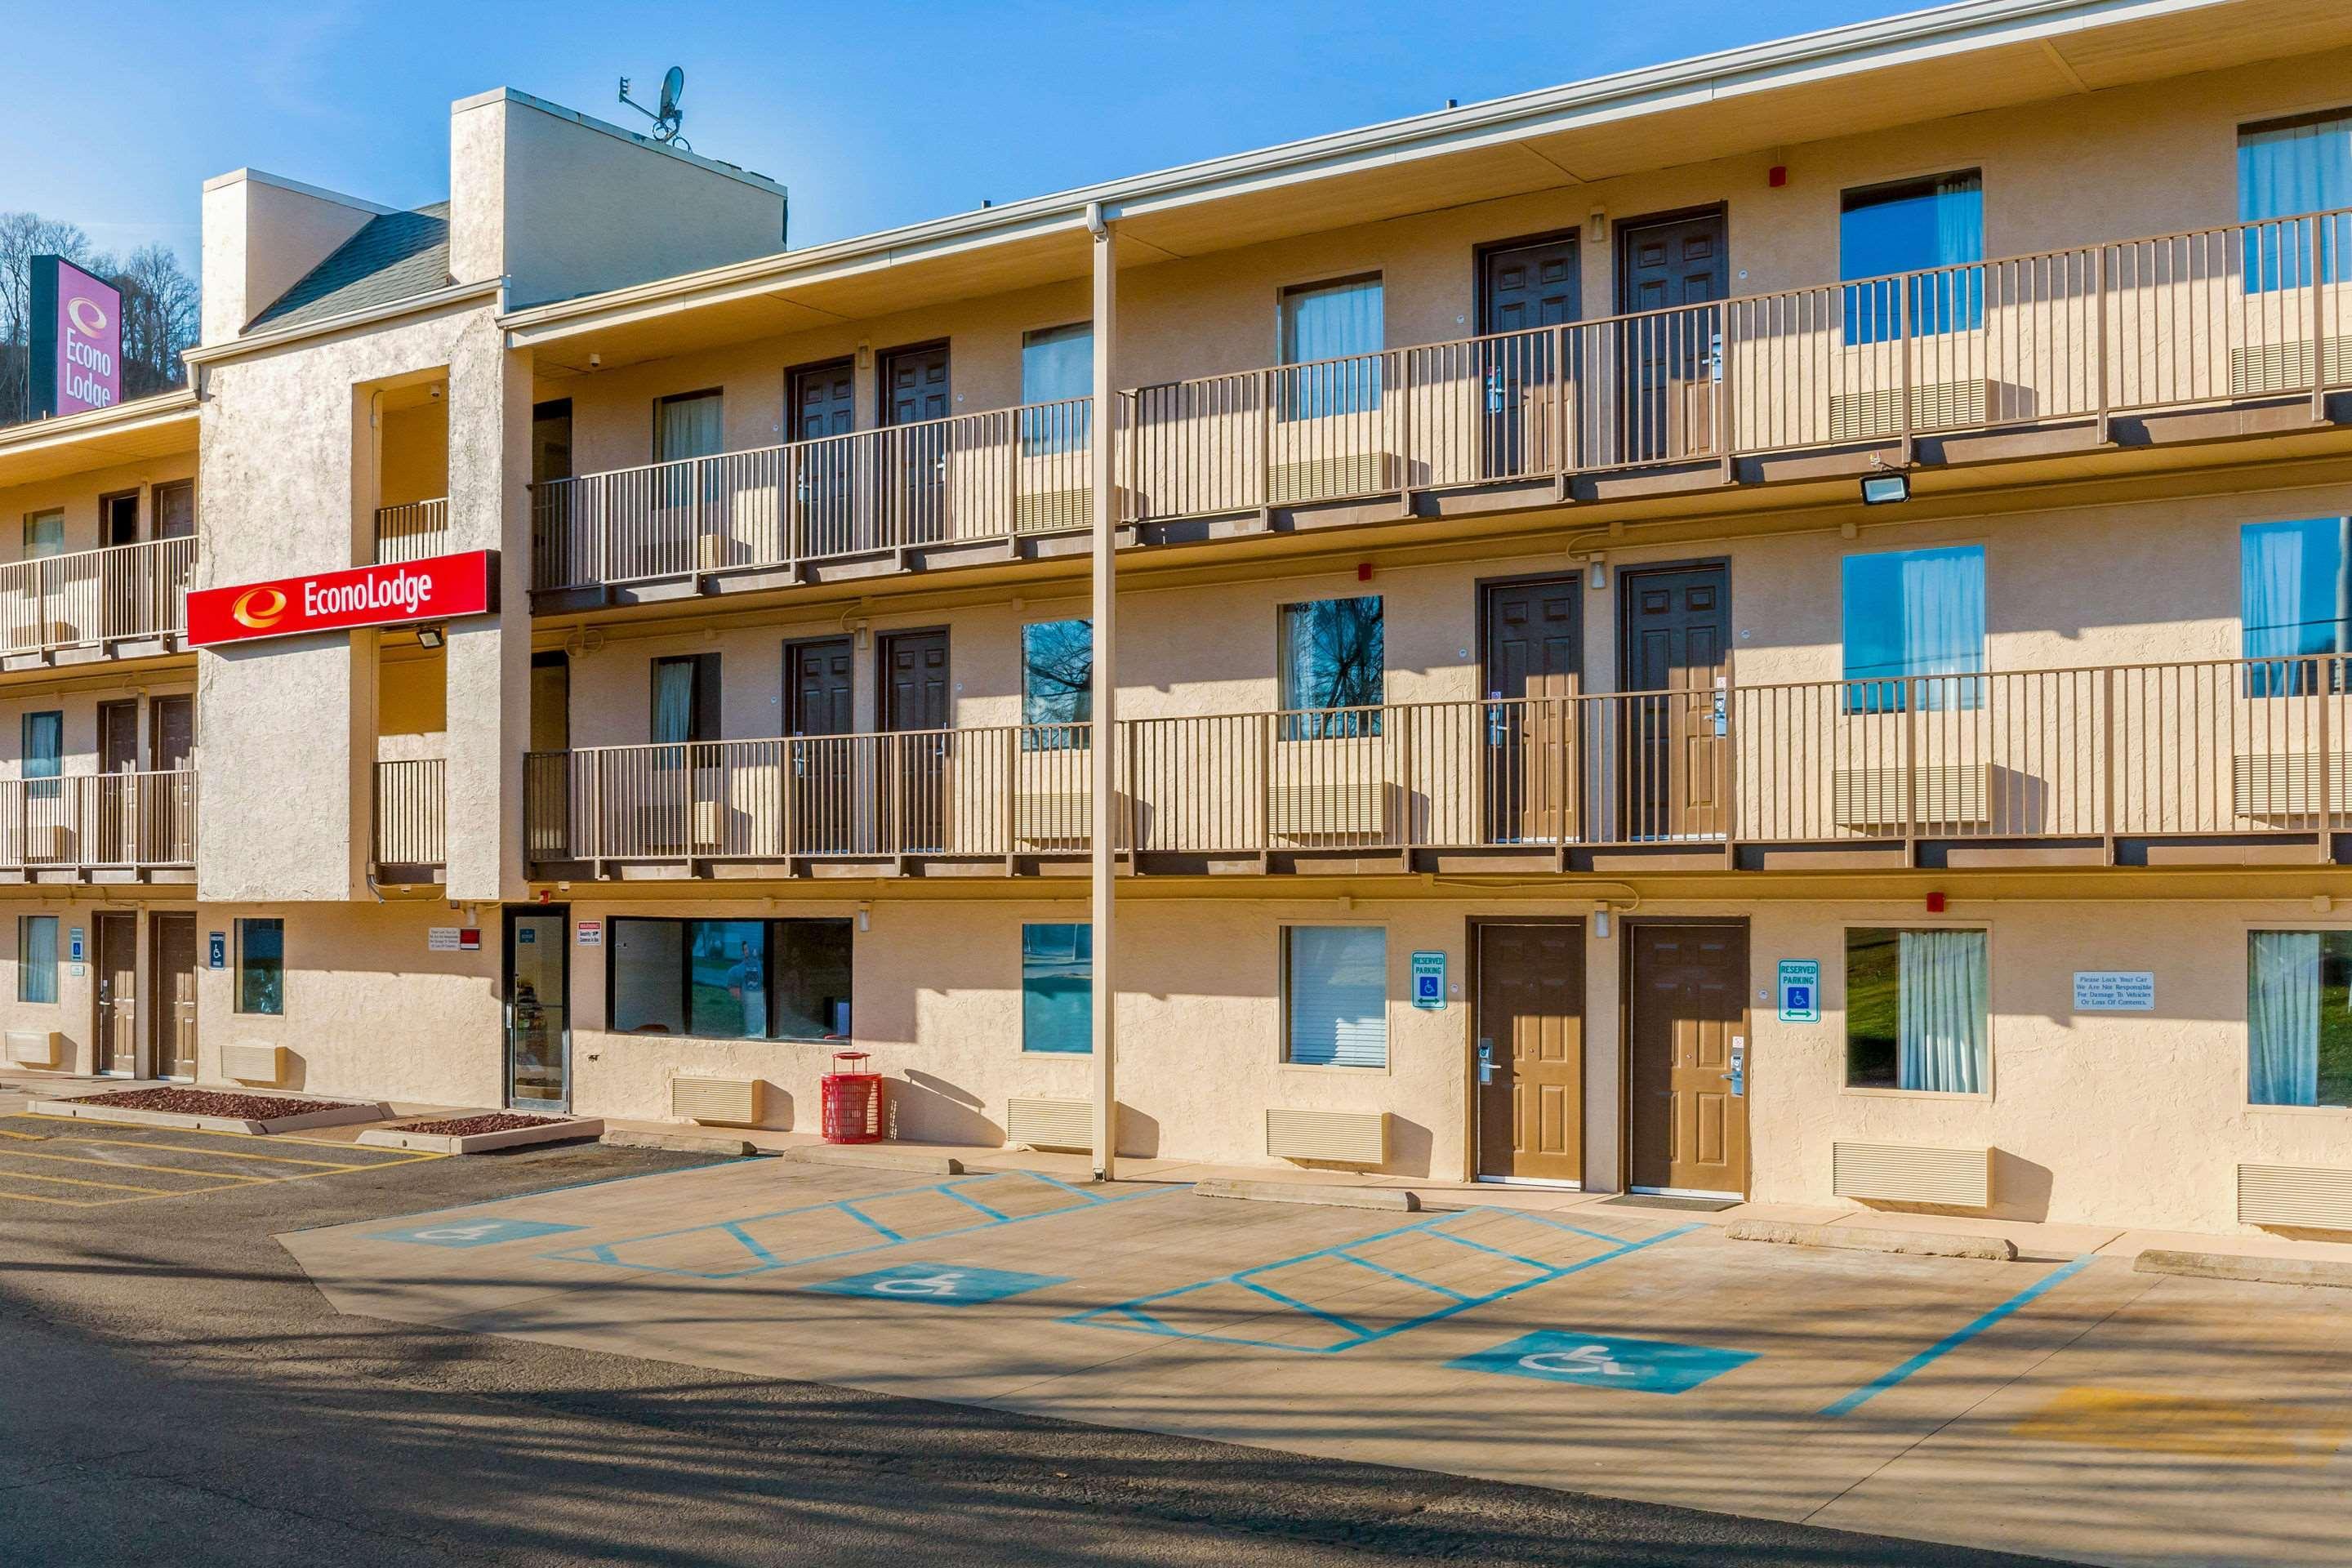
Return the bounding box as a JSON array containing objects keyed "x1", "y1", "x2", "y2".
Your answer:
[
  {"x1": 1266, "y1": 1106, "x2": 1388, "y2": 1166},
  {"x1": 1832, "y1": 1139, "x2": 1992, "y2": 1207},
  {"x1": 2238, "y1": 1162, "x2": 2352, "y2": 1230},
  {"x1": 1006, "y1": 1095, "x2": 1091, "y2": 1152},
  {"x1": 670, "y1": 1076, "x2": 762, "y2": 1125}
]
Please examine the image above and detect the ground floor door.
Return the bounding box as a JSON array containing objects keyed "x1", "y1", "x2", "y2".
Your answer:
[
  {"x1": 1475, "y1": 921, "x2": 1586, "y2": 1183},
  {"x1": 506, "y1": 906, "x2": 569, "y2": 1111},
  {"x1": 150, "y1": 912, "x2": 198, "y2": 1079},
  {"x1": 1627, "y1": 920, "x2": 1749, "y2": 1196},
  {"x1": 94, "y1": 911, "x2": 138, "y2": 1075}
]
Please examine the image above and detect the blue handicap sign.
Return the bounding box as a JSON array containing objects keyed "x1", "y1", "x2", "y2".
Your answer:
[
  {"x1": 368, "y1": 1218, "x2": 586, "y2": 1249},
  {"x1": 804, "y1": 1262, "x2": 1065, "y2": 1305},
  {"x1": 1449, "y1": 1329, "x2": 1756, "y2": 1395}
]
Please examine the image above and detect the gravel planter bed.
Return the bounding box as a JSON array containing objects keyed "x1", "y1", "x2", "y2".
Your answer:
[
  {"x1": 29, "y1": 1085, "x2": 390, "y2": 1135},
  {"x1": 356, "y1": 1113, "x2": 606, "y2": 1155}
]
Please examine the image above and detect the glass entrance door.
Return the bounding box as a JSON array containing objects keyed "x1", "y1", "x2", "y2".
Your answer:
[{"x1": 505, "y1": 906, "x2": 569, "y2": 1111}]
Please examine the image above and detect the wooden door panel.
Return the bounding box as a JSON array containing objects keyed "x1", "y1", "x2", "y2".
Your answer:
[
  {"x1": 1616, "y1": 211, "x2": 1728, "y2": 462},
  {"x1": 1478, "y1": 237, "x2": 1578, "y2": 479},
  {"x1": 1483, "y1": 579, "x2": 1582, "y2": 844},
  {"x1": 880, "y1": 346, "x2": 952, "y2": 546},
  {"x1": 1476, "y1": 923, "x2": 1584, "y2": 1183},
  {"x1": 787, "y1": 638, "x2": 857, "y2": 855},
  {"x1": 96, "y1": 913, "x2": 137, "y2": 1076},
  {"x1": 1619, "y1": 565, "x2": 1729, "y2": 840},
  {"x1": 880, "y1": 630, "x2": 951, "y2": 853},
  {"x1": 152, "y1": 913, "x2": 198, "y2": 1079},
  {"x1": 1628, "y1": 922, "x2": 1748, "y2": 1196}
]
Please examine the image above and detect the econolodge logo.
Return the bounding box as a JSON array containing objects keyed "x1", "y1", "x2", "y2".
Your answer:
[
  {"x1": 65, "y1": 296, "x2": 109, "y2": 336},
  {"x1": 230, "y1": 586, "x2": 288, "y2": 630}
]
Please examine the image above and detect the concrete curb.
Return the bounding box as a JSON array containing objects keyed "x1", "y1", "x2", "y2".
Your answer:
[
  {"x1": 359, "y1": 1118, "x2": 605, "y2": 1155},
  {"x1": 783, "y1": 1146, "x2": 965, "y2": 1176},
  {"x1": 1728, "y1": 1220, "x2": 2017, "y2": 1261},
  {"x1": 2133, "y1": 1249, "x2": 2352, "y2": 1289},
  {"x1": 601, "y1": 1129, "x2": 760, "y2": 1156},
  {"x1": 1194, "y1": 1178, "x2": 1420, "y2": 1212},
  {"x1": 24, "y1": 1098, "x2": 390, "y2": 1136}
]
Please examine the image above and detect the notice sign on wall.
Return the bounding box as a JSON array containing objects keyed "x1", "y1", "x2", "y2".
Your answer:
[
  {"x1": 1410, "y1": 951, "x2": 1447, "y2": 1009},
  {"x1": 427, "y1": 927, "x2": 485, "y2": 953},
  {"x1": 187, "y1": 550, "x2": 497, "y2": 648},
  {"x1": 1776, "y1": 960, "x2": 1820, "y2": 1023},
  {"x1": 2074, "y1": 971, "x2": 2154, "y2": 1012},
  {"x1": 30, "y1": 255, "x2": 122, "y2": 417},
  {"x1": 576, "y1": 920, "x2": 603, "y2": 947},
  {"x1": 207, "y1": 932, "x2": 227, "y2": 970}
]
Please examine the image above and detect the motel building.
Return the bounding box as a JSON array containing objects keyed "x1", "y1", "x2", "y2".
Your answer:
[{"x1": 16, "y1": 0, "x2": 2352, "y2": 1237}]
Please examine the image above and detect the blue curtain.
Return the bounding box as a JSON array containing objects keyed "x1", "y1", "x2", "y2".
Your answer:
[
  {"x1": 2240, "y1": 115, "x2": 2350, "y2": 292},
  {"x1": 2247, "y1": 930, "x2": 2320, "y2": 1107},
  {"x1": 2241, "y1": 519, "x2": 2351, "y2": 694},
  {"x1": 1842, "y1": 546, "x2": 1984, "y2": 712},
  {"x1": 18, "y1": 916, "x2": 56, "y2": 1005},
  {"x1": 1842, "y1": 172, "x2": 1982, "y2": 342}
]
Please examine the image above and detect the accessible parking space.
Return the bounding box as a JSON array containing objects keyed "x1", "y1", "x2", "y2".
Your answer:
[
  {"x1": 280, "y1": 1159, "x2": 2352, "y2": 1567},
  {"x1": 0, "y1": 1112, "x2": 439, "y2": 1208}
]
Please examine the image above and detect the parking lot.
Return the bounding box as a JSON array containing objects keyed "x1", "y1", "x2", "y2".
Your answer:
[
  {"x1": 284, "y1": 1160, "x2": 2352, "y2": 1568},
  {"x1": 0, "y1": 1111, "x2": 439, "y2": 1206}
]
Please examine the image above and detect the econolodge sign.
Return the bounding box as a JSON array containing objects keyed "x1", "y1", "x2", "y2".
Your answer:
[{"x1": 187, "y1": 550, "x2": 497, "y2": 648}]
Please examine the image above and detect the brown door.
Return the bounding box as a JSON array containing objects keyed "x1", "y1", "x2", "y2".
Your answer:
[
  {"x1": 880, "y1": 344, "x2": 951, "y2": 546},
  {"x1": 1615, "y1": 209, "x2": 1728, "y2": 461},
  {"x1": 150, "y1": 912, "x2": 198, "y2": 1079},
  {"x1": 152, "y1": 480, "x2": 195, "y2": 540},
  {"x1": 789, "y1": 359, "x2": 859, "y2": 556},
  {"x1": 1481, "y1": 577, "x2": 1582, "y2": 843},
  {"x1": 148, "y1": 694, "x2": 195, "y2": 864},
  {"x1": 880, "y1": 628, "x2": 951, "y2": 853},
  {"x1": 786, "y1": 637, "x2": 857, "y2": 854},
  {"x1": 1619, "y1": 563, "x2": 1729, "y2": 840},
  {"x1": 1476, "y1": 922, "x2": 1585, "y2": 1183},
  {"x1": 1628, "y1": 921, "x2": 1748, "y2": 1196},
  {"x1": 95, "y1": 911, "x2": 138, "y2": 1076},
  {"x1": 1478, "y1": 234, "x2": 1579, "y2": 478},
  {"x1": 149, "y1": 695, "x2": 194, "y2": 771},
  {"x1": 98, "y1": 700, "x2": 138, "y2": 864}
]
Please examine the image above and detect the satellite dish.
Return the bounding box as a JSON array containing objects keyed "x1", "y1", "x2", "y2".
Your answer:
[
  {"x1": 659, "y1": 67, "x2": 684, "y2": 122},
  {"x1": 617, "y1": 66, "x2": 692, "y2": 149}
]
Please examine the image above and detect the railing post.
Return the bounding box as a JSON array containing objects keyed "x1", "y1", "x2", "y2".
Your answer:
[
  {"x1": 1257, "y1": 369, "x2": 1274, "y2": 519},
  {"x1": 2093, "y1": 244, "x2": 2113, "y2": 445},
  {"x1": 1123, "y1": 719, "x2": 1141, "y2": 864},
  {"x1": 2311, "y1": 214, "x2": 2330, "y2": 425},
  {"x1": 1552, "y1": 323, "x2": 1572, "y2": 479},
  {"x1": 1396, "y1": 703, "x2": 1415, "y2": 854},
  {"x1": 2319, "y1": 662, "x2": 2335, "y2": 864},
  {"x1": 1722, "y1": 668, "x2": 1739, "y2": 869},
  {"x1": 1716, "y1": 311, "x2": 1737, "y2": 484},
  {"x1": 1897, "y1": 278, "x2": 1916, "y2": 466},
  {"x1": 2100, "y1": 665, "x2": 2118, "y2": 866},
  {"x1": 1394, "y1": 350, "x2": 1413, "y2": 503},
  {"x1": 1903, "y1": 678, "x2": 1920, "y2": 867},
  {"x1": 1256, "y1": 710, "x2": 1274, "y2": 866}
]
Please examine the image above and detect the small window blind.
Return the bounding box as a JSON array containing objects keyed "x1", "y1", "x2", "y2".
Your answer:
[{"x1": 1285, "y1": 926, "x2": 1388, "y2": 1068}]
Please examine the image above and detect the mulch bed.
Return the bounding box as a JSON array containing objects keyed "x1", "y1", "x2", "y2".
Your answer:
[
  {"x1": 391, "y1": 1113, "x2": 570, "y2": 1137},
  {"x1": 72, "y1": 1087, "x2": 358, "y2": 1120}
]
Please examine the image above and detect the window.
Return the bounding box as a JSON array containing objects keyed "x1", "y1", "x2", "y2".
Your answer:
[
  {"x1": 17, "y1": 915, "x2": 56, "y2": 1004},
  {"x1": 1020, "y1": 323, "x2": 1092, "y2": 452},
  {"x1": 1284, "y1": 925, "x2": 1388, "y2": 1068},
  {"x1": 1840, "y1": 171, "x2": 1983, "y2": 342},
  {"x1": 236, "y1": 918, "x2": 284, "y2": 1016},
  {"x1": 1845, "y1": 928, "x2": 1988, "y2": 1093},
  {"x1": 610, "y1": 916, "x2": 851, "y2": 1041},
  {"x1": 651, "y1": 653, "x2": 720, "y2": 746},
  {"x1": 22, "y1": 510, "x2": 63, "y2": 559},
  {"x1": 2247, "y1": 930, "x2": 2352, "y2": 1107},
  {"x1": 1280, "y1": 596, "x2": 1383, "y2": 738},
  {"x1": 1022, "y1": 923, "x2": 1092, "y2": 1054},
  {"x1": 2238, "y1": 110, "x2": 2350, "y2": 292},
  {"x1": 1022, "y1": 619, "x2": 1091, "y2": 748},
  {"x1": 2242, "y1": 518, "x2": 2352, "y2": 693},
  {"x1": 1841, "y1": 546, "x2": 1984, "y2": 713},
  {"x1": 20, "y1": 710, "x2": 61, "y2": 800},
  {"x1": 1280, "y1": 274, "x2": 1383, "y2": 418},
  {"x1": 531, "y1": 399, "x2": 575, "y2": 485},
  {"x1": 653, "y1": 389, "x2": 724, "y2": 463}
]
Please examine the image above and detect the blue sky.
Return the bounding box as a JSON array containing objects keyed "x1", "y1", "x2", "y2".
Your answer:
[{"x1": 5, "y1": 0, "x2": 1895, "y2": 268}]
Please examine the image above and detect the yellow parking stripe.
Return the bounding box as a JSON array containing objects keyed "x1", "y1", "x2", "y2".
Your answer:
[
  {"x1": 0, "y1": 1185, "x2": 103, "y2": 1206},
  {"x1": 0, "y1": 1147, "x2": 270, "y2": 1183},
  {"x1": 0, "y1": 1167, "x2": 181, "y2": 1194},
  {"x1": 0, "y1": 1112, "x2": 447, "y2": 1206},
  {"x1": 18, "y1": 1135, "x2": 369, "y2": 1169}
]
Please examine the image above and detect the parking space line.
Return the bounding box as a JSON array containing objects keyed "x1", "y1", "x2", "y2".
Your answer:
[
  {"x1": 1339, "y1": 1248, "x2": 1475, "y2": 1303},
  {"x1": 1819, "y1": 1254, "x2": 2099, "y2": 1418},
  {"x1": 0, "y1": 1166, "x2": 185, "y2": 1195},
  {"x1": 940, "y1": 1186, "x2": 1013, "y2": 1221},
  {"x1": 0, "y1": 1150, "x2": 269, "y2": 1184},
  {"x1": 15, "y1": 1134, "x2": 369, "y2": 1169}
]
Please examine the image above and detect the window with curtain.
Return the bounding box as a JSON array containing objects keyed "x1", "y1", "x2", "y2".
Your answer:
[
  {"x1": 1020, "y1": 323, "x2": 1092, "y2": 453},
  {"x1": 22, "y1": 510, "x2": 63, "y2": 559},
  {"x1": 21, "y1": 710, "x2": 61, "y2": 801},
  {"x1": 1280, "y1": 274, "x2": 1383, "y2": 419},
  {"x1": 236, "y1": 918, "x2": 284, "y2": 1016},
  {"x1": 654, "y1": 390, "x2": 724, "y2": 463},
  {"x1": 2238, "y1": 110, "x2": 2350, "y2": 293},
  {"x1": 17, "y1": 915, "x2": 56, "y2": 1004},
  {"x1": 1840, "y1": 171, "x2": 1984, "y2": 343},
  {"x1": 610, "y1": 915, "x2": 850, "y2": 1040},
  {"x1": 1284, "y1": 925, "x2": 1388, "y2": 1068},
  {"x1": 1846, "y1": 927, "x2": 1989, "y2": 1093},
  {"x1": 650, "y1": 654, "x2": 719, "y2": 746},
  {"x1": 1022, "y1": 619, "x2": 1091, "y2": 750},
  {"x1": 2247, "y1": 930, "x2": 2352, "y2": 1107},
  {"x1": 1841, "y1": 546, "x2": 1985, "y2": 713},
  {"x1": 1280, "y1": 597, "x2": 1383, "y2": 739},
  {"x1": 2241, "y1": 518, "x2": 2352, "y2": 695},
  {"x1": 1022, "y1": 923, "x2": 1092, "y2": 1054}
]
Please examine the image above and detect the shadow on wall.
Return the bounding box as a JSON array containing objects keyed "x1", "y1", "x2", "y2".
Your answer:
[{"x1": 891, "y1": 1071, "x2": 997, "y2": 1146}]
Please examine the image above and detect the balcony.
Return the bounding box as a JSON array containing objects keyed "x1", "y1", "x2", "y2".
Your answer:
[
  {"x1": 373, "y1": 758, "x2": 446, "y2": 879},
  {"x1": 0, "y1": 772, "x2": 197, "y2": 880},
  {"x1": 0, "y1": 537, "x2": 198, "y2": 665},
  {"x1": 531, "y1": 207, "x2": 2352, "y2": 602},
  {"x1": 375, "y1": 499, "x2": 449, "y2": 564},
  {"x1": 523, "y1": 653, "x2": 2352, "y2": 880}
]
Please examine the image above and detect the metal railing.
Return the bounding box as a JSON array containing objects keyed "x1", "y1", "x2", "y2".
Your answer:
[
  {"x1": 375, "y1": 499, "x2": 449, "y2": 564},
  {"x1": 374, "y1": 758, "x2": 447, "y2": 867},
  {"x1": 522, "y1": 653, "x2": 2352, "y2": 866},
  {"x1": 0, "y1": 537, "x2": 198, "y2": 657},
  {"x1": 0, "y1": 771, "x2": 198, "y2": 870}
]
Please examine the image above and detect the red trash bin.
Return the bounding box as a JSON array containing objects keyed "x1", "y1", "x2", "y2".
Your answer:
[{"x1": 820, "y1": 1050, "x2": 884, "y2": 1143}]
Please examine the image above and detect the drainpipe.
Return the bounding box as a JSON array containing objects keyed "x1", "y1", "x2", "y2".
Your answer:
[{"x1": 1085, "y1": 200, "x2": 1119, "y2": 1183}]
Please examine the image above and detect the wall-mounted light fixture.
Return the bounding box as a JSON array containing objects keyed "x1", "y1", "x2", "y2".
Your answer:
[
  {"x1": 857, "y1": 902, "x2": 872, "y2": 933},
  {"x1": 1860, "y1": 472, "x2": 1911, "y2": 506},
  {"x1": 416, "y1": 625, "x2": 445, "y2": 649},
  {"x1": 1586, "y1": 554, "x2": 1609, "y2": 590}
]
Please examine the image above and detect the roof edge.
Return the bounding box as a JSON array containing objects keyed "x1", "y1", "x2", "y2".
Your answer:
[
  {"x1": 454, "y1": 87, "x2": 788, "y2": 197},
  {"x1": 199, "y1": 167, "x2": 398, "y2": 216}
]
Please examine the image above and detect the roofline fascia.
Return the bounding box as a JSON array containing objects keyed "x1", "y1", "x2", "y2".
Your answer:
[
  {"x1": 185, "y1": 278, "x2": 505, "y2": 366},
  {"x1": 0, "y1": 389, "x2": 201, "y2": 458}
]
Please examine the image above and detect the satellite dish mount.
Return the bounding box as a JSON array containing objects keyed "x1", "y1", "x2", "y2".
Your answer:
[{"x1": 617, "y1": 67, "x2": 689, "y2": 149}]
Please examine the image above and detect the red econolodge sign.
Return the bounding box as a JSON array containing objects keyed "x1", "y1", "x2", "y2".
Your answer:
[{"x1": 188, "y1": 550, "x2": 497, "y2": 648}]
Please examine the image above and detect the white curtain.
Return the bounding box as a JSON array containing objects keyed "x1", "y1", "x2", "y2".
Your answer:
[
  {"x1": 1898, "y1": 929, "x2": 1987, "y2": 1093},
  {"x1": 1286, "y1": 925, "x2": 1388, "y2": 1068},
  {"x1": 2248, "y1": 931, "x2": 2320, "y2": 1107},
  {"x1": 19, "y1": 916, "x2": 56, "y2": 1005},
  {"x1": 1282, "y1": 277, "x2": 1383, "y2": 417},
  {"x1": 1899, "y1": 546, "x2": 1984, "y2": 711},
  {"x1": 655, "y1": 392, "x2": 724, "y2": 464}
]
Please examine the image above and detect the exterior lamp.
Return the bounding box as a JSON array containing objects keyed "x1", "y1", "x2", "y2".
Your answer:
[
  {"x1": 416, "y1": 625, "x2": 446, "y2": 649},
  {"x1": 1860, "y1": 472, "x2": 1911, "y2": 506}
]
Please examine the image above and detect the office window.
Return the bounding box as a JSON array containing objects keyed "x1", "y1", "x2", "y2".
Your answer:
[
  {"x1": 1280, "y1": 596, "x2": 1383, "y2": 738},
  {"x1": 1841, "y1": 546, "x2": 1984, "y2": 713},
  {"x1": 1840, "y1": 171, "x2": 1983, "y2": 342},
  {"x1": 1280, "y1": 274, "x2": 1383, "y2": 418},
  {"x1": 236, "y1": 918, "x2": 284, "y2": 1016},
  {"x1": 1022, "y1": 923, "x2": 1092, "y2": 1054},
  {"x1": 21, "y1": 710, "x2": 61, "y2": 800},
  {"x1": 1020, "y1": 323, "x2": 1092, "y2": 453},
  {"x1": 1845, "y1": 928, "x2": 1987, "y2": 1093},
  {"x1": 1022, "y1": 619, "x2": 1092, "y2": 748},
  {"x1": 2247, "y1": 930, "x2": 2352, "y2": 1107},
  {"x1": 610, "y1": 916, "x2": 851, "y2": 1041},
  {"x1": 651, "y1": 653, "x2": 720, "y2": 746},
  {"x1": 2242, "y1": 518, "x2": 2352, "y2": 693},
  {"x1": 654, "y1": 389, "x2": 724, "y2": 463},
  {"x1": 17, "y1": 915, "x2": 56, "y2": 1004},
  {"x1": 2239, "y1": 109, "x2": 2350, "y2": 292},
  {"x1": 1284, "y1": 925, "x2": 1388, "y2": 1068},
  {"x1": 22, "y1": 510, "x2": 63, "y2": 559}
]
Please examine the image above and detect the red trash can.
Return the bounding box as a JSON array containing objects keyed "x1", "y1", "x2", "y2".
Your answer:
[{"x1": 820, "y1": 1050, "x2": 884, "y2": 1143}]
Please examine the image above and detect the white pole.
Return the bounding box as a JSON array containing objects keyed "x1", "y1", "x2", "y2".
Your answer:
[{"x1": 1086, "y1": 203, "x2": 1119, "y2": 1183}]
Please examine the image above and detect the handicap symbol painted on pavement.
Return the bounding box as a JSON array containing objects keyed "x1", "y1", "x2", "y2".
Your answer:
[
  {"x1": 1448, "y1": 1329, "x2": 1757, "y2": 1395},
  {"x1": 368, "y1": 1218, "x2": 586, "y2": 1249},
  {"x1": 803, "y1": 1262, "x2": 1066, "y2": 1305}
]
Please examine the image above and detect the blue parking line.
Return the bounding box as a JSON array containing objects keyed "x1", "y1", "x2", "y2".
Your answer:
[
  {"x1": 938, "y1": 1185, "x2": 1013, "y2": 1221},
  {"x1": 721, "y1": 1221, "x2": 778, "y2": 1264},
  {"x1": 1338, "y1": 1248, "x2": 1475, "y2": 1303},
  {"x1": 837, "y1": 1201, "x2": 905, "y2": 1241},
  {"x1": 1239, "y1": 1277, "x2": 1373, "y2": 1339},
  {"x1": 1818, "y1": 1254, "x2": 2098, "y2": 1418}
]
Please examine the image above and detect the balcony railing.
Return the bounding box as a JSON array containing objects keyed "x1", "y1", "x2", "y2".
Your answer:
[
  {"x1": 532, "y1": 207, "x2": 2352, "y2": 595},
  {"x1": 375, "y1": 499, "x2": 449, "y2": 564},
  {"x1": 374, "y1": 758, "x2": 446, "y2": 869},
  {"x1": 0, "y1": 537, "x2": 198, "y2": 657},
  {"x1": 0, "y1": 771, "x2": 197, "y2": 871},
  {"x1": 523, "y1": 653, "x2": 2352, "y2": 869}
]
